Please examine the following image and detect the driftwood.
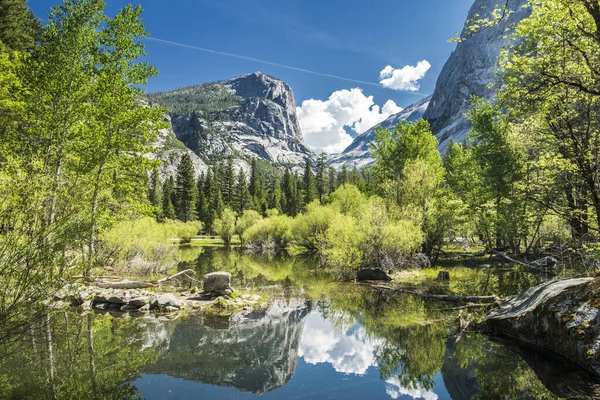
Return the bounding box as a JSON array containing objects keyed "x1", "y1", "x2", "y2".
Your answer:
[
  {"x1": 362, "y1": 283, "x2": 500, "y2": 304},
  {"x1": 489, "y1": 250, "x2": 557, "y2": 274},
  {"x1": 92, "y1": 269, "x2": 196, "y2": 290}
]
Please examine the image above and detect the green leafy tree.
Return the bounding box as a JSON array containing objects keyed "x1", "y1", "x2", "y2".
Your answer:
[
  {"x1": 213, "y1": 207, "x2": 236, "y2": 246},
  {"x1": 234, "y1": 209, "x2": 261, "y2": 245}
]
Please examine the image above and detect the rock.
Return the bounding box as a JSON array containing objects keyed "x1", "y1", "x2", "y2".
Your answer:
[
  {"x1": 437, "y1": 271, "x2": 450, "y2": 281},
  {"x1": 107, "y1": 296, "x2": 125, "y2": 305},
  {"x1": 150, "y1": 72, "x2": 314, "y2": 175},
  {"x1": 203, "y1": 272, "x2": 232, "y2": 294},
  {"x1": 93, "y1": 302, "x2": 109, "y2": 310},
  {"x1": 223, "y1": 288, "x2": 234, "y2": 296},
  {"x1": 164, "y1": 306, "x2": 179, "y2": 313},
  {"x1": 139, "y1": 304, "x2": 150, "y2": 312},
  {"x1": 411, "y1": 253, "x2": 431, "y2": 269},
  {"x1": 150, "y1": 294, "x2": 181, "y2": 311},
  {"x1": 92, "y1": 295, "x2": 109, "y2": 304},
  {"x1": 108, "y1": 303, "x2": 122, "y2": 310},
  {"x1": 357, "y1": 268, "x2": 392, "y2": 282},
  {"x1": 127, "y1": 297, "x2": 149, "y2": 308},
  {"x1": 529, "y1": 256, "x2": 559, "y2": 270},
  {"x1": 480, "y1": 277, "x2": 600, "y2": 375},
  {"x1": 121, "y1": 305, "x2": 140, "y2": 311},
  {"x1": 480, "y1": 264, "x2": 492, "y2": 268}
]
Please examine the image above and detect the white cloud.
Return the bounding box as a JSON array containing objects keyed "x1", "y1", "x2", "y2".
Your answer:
[
  {"x1": 385, "y1": 377, "x2": 439, "y2": 400},
  {"x1": 379, "y1": 61, "x2": 431, "y2": 91},
  {"x1": 299, "y1": 312, "x2": 383, "y2": 375},
  {"x1": 297, "y1": 88, "x2": 403, "y2": 154}
]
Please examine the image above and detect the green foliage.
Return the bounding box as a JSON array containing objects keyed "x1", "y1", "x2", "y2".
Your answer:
[
  {"x1": 291, "y1": 201, "x2": 339, "y2": 252},
  {"x1": 100, "y1": 217, "x2": 201, "y2": 275},
  {"x1": 234, "y1": 209, "x2": 261, "y2": 245},
  {"x1": 0, "y1": 0, "x2": 41, "y2": 52},
  {"x1": 175, "y1": 153, "x2": 197, "y2": 222},
  {"x1": 213, "y1": 207, "x2": 236, "y2": 246},
  {"x1": 245, "y1": 214, "x2": 293, "y2": 250},
  {"x1": 147, "y1": 82, "x2": 243, "y2": 114}
]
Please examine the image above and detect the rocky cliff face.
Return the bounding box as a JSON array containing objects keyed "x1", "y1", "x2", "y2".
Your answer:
[
  {"x1": 328, "y1": 96, "x2": 431, "y2": 168},
  {"x1": 331, "y1": 0, "x2": 531, "y2": 167},
  {"x1": 423, "y1": 0, "x2": 531, "y2": 152},
  {"x1": 149, "y1": 72, "x2": 314, "y2": 167}
]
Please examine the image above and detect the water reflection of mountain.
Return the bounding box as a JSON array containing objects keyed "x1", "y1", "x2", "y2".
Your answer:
[{"x1": 144, "y1": 299, "x2": 309, "y2": 394}]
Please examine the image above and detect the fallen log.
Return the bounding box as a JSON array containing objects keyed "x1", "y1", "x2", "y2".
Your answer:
[
  {"x1": 92, "y1": 269, "x2": 196, "y2": 289},
  {"x1": 362, "y1": 283, "x2": 500, "y2": 304},
  {"x1": 489, "y1": 250, "x2": 558, "y2": 274}
]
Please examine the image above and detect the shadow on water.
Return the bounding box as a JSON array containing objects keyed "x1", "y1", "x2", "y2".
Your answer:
[{"x1": 1, "y1": 248, "x2": 599, "y2": 399}]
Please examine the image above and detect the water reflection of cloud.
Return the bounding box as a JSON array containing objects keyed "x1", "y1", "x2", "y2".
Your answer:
[
  {"x1": 298, "y1": 312, "x2": 382, "y2": 375},
  {"x1": 385, "y1": 377, "x2": 438, "y2": 400}
]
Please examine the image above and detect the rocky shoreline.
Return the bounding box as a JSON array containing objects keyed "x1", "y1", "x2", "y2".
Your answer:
[{"x1": 52, "y1": 271, "x2": 265, "y2": 317}]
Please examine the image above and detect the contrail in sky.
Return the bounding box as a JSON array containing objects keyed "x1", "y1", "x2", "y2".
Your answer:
[{"x1": 146, "y1": 37, "x2": 426, "y2": 93}]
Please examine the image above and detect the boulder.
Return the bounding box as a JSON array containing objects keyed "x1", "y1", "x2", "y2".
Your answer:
[
  {"x1": 107, "y1": 296, "x2": 125, "y2": 305},
  {"x1": 150, "y1": 294, "x2": 181, "y2": 311},
  {"x1": 127, "y1": 297, "x2": 149, "y2": 308},
  {"x1": 203, "y1": 272, "x2": 232, "y2": 294},
  {"x1": 357, "y1": 268, "x2": 392, "y2": 282},
  {"x1": 411, "y1": 253, "x2": 431, "y2": 269},
  {"x1": 529, "y1": 256, "x2": 558, "y2": 270},
  {"x1": 479, "y1": 277, "x2": 600, "y2": 376}
]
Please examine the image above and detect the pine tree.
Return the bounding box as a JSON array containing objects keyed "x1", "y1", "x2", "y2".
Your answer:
[
  {"x1": 222, "y1": 156, "x2": 235, "y2": 206},
  {"x1": 235, "y1": 169, "x2": 252, "y2": 214},
  {"x1": 161, "y1": 176, "x2": 176, "y2": 220},
  {"x1": 0, "y1": 0, "x2": 41, "y2": 53},
  {"x1": 303, "y1": 159, "x2": 316, "y2": 206},
  {"x1": 249, "y1": 158, "x2": 264, "y2": 210},
  {"x1": 328, "y1": 167, "x2": 338, "y2": 193},
  {"x1": 148, "y1": 169, "x2": 162, "y2": 219},
  {"x1": 175, "y1": 153, "x2": 196, "y2": 222},
  {"x1": 316, "y1": 153, "x2": 327, "y2": 203},
  {"x1": 267, "y1": 176, "x2": 282, "y2": 213},
  {"x1": 338, "y1": 165, "x2": 349, "y2": 186},
  {"x1": 196, "y1": 172, "x2": 209, "y2": 230}
]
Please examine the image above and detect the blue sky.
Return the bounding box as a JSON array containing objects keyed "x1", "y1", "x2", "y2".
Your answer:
[{"x1": 28, "y1": 0, "x2": 474, "y2": 153}]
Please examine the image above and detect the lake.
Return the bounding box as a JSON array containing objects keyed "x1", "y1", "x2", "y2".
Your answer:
[{"x1": 1, "y1": 247, "x2": 599, "y2": 399}]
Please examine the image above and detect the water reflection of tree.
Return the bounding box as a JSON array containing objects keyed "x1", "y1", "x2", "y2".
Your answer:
[
  {"x1": 451, "y1": 334, "x2": 560, "y2": 400},
  {"x1": 318, "y1": 286, "x2": 451, "y2": 391},
  {"x1": 0, "y1": 313, "x2": 162, "y2": 399}
]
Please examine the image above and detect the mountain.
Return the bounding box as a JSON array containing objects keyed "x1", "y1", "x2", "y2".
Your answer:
[
  {"x1": 330, "y1": 0, "x2": 531, "y2": 166},
  {"x1": 423, "y1": 0, "x2": 531, "y2": 153},
  {"x1": 328, "y1": 95, "x2": 431, "y2": 168},
  {"x1": 149, "y1": 72, "x2": 314, "y2": 169}
]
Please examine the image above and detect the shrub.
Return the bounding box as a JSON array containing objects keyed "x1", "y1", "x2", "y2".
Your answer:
[
  {"x1": 234, "y1": 209, "x2": 262, "y2": 245},
  {"x1": 100, "y1": 217, "x2": 202, "y2": 275},
  {"x1": 213, "y1": 208, "x2": 236, "y2": 246},
  {"x1": 320, "y1": 214, "x2": 364, "y2": 277},
  {"x1": 291, "y1": 201, "x2": 339, "y2": 252},
  {"x1": 245, "y1": 215, "x2": 292, "y2": 251},
  {"x1": 328, "y1": 184, "x2": 367, "y2": 217}
]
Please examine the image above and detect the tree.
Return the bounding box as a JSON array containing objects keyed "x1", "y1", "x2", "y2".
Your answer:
[
  {"x1": 148, "y1": 169, "x2": 162, "y2": 219},
  {"x1": 498, "y1": 0, "x2": 600, "y2": 233},
  {"x1": 196, "y1": 173, "x2": 209, "y2": 230},
  {"x1": 315, "y1": 153, "x2": 328, "y2": 203},
  {"x1": 371, "y1": 120, "x2": 442, "y2": 182},
  {"x1": 249, "y1": 158, "x2": 264, "y2": 210},
  {"x1": 328, "y1": 167, "x2": 338, "y2": 193},
  {"x1": 235, "y1": 168, "x2": 252, "y2": 214},
  {"x1": 161, "y1": 177, "x2": 176, "y2": 220},
  {"x1": 234, "y1": 209, "x2": 261, "y2": 245},
  {"x1": 175, "y1": 154, "x2": 196, "y2": 222},
  {"x1": 302, "y1": 159, "x2": 316, "y2": 206},
  {"x1": 213, "y1": 208, "x2": 236, "y2": 246},
  {"x1": 338, "y1": 165, "x2": 349, "y2": 186},
  {"x1": 0, "y1": 0, "x2": 41, "y2": 52},
  {"x1": 222, "y1": 156, "x2": 235, "y2": 206}
]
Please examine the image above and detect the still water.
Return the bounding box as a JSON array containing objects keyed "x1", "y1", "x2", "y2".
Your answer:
[{"x1": 1, "y1": 247, "x2": 599, "y2": 399}]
